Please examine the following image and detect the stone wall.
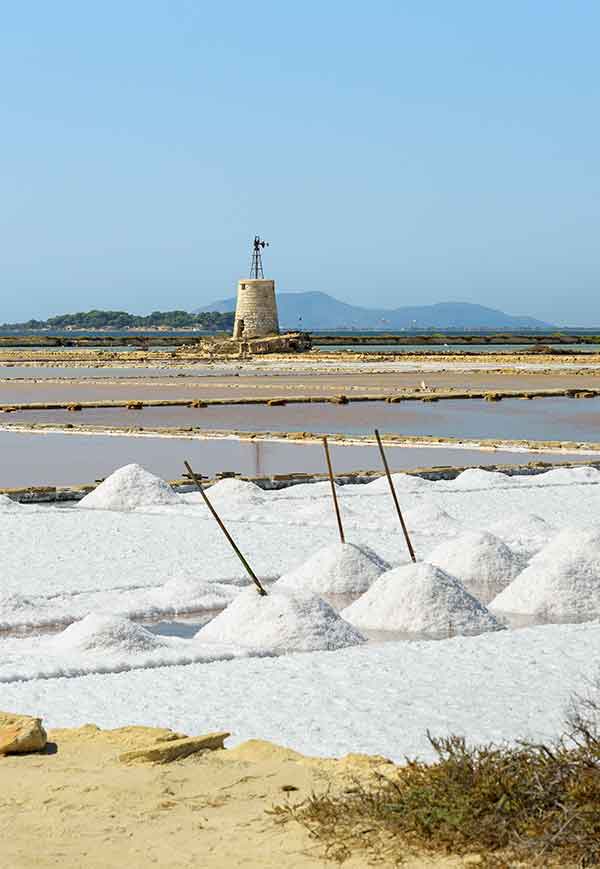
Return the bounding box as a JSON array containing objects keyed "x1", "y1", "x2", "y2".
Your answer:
[{"x1": 233, "y1": 279, "x2": 279, "y2": 339}]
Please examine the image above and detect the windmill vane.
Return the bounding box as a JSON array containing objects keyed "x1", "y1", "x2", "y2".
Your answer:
[{"x1": 250, "y1": 235, "x2": 269, "y2": 279}]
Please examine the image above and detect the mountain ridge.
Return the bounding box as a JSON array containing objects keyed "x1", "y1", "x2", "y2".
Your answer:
[{"x1": 197, "y1": 291, "x2": 553, "y2": 330}]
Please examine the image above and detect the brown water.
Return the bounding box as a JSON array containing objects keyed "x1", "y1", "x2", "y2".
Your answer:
[{"x1": 0, "y1": 429, "x2": 583, "y2": 488}]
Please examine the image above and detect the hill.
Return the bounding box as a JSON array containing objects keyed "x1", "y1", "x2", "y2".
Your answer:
[{"x1": 197, "y1": 292, "x2": 552, "y2": 331}]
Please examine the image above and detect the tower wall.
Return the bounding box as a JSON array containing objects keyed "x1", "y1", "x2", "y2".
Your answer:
[{"x1": 232, "y1": 279, "x2": 279, "y2": 339}]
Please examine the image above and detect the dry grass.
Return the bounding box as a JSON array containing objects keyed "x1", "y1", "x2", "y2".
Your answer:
[{"x1": 273, "y1": 689, "x2": 600, "y2": 867}]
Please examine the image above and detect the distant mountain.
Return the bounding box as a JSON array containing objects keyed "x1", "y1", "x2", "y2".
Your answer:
[{"x1": 197, "y1": 291, "x2": 553, "y2": 331}]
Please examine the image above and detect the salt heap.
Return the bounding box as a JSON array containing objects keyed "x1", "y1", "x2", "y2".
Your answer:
[
  {"x1": 276, "y1": 542, "x2": 389, "y2": 595},
  {"x1": 365, "y1": 473, "x2": 431, "y2": 494},
  {"x1": 490, "y1": 527, "x2": 600, "y2": 620},
  {"x1": 52, "y1": 613, "x2": 166, "y2": 654},
  {"x1": 444, "y1": 468, "x2": 512, "y2": 489},
  {"x1": 196, "y1": 586, "x2": 365, "y2": 654},
  {"x1": 79, "y1": 464, "x2": 180, "y2": 510},
  {"x1": 533, "y1": 466, "x2": 600, "y2": 486},
  {"x1": 0, "y1": 494, "x2": 22, "y2": 511},
  {"x1": 429, "y1": 531, "x2": 525, "y2": 604},
  {"x1": 153, "y1": 576, "x2": 238, "y2": 612},
  {"x1": 403, "y1": 503, "x2": 461, "y2": 538},
  {"x1": 341, "y1": 562, "x2": 500, "y2": 636},
  {"x1": 204, "y1": 478, "x2": 265, "y2": 509},
  {"x1": 486, "y1": 513, "x2": 555, "y2": 558}
]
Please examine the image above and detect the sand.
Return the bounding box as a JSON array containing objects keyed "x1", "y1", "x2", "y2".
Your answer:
[{"x1": 0, "y1": 723, "x2": 483, "y2": 869}]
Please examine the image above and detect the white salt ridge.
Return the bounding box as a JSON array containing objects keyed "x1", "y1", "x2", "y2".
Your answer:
[
  {"x1": 276, "y1": 542, "x2": 389, "y2": 594},
  {"x1": 197, "y1": 586, "x2": 365, "y2": 654},
  {"x1": 531, "y1": 466, "x2": 600, "y2": 486},
  {"x1": 486, "y1": 513, "x2": 555, "y2": 557},
  {"x1": 491, "y1": 527, "x2": 600, "y2": 620},
  {"x1": 0, "y1": 494, "x2": 23, "y2": 511},
  {"x1": 443, "y1": 468, "x2": 512, "y2": 490},
  {"x1": 429, "y1": 531, "x2": 525, "y2": 604},
  {"x1": 341, "y1": 562, "x2": 500, "y2": 636},
  {"x1": 404, "y1": 503, "x2": 462, "y2": 537},
  {"x1": 152, "y1": 576, "x2": 238, "y2": 612},
  {"x1": 204, "y1": 478, "x2": 266, "y2": 507},
  {"x1": 364, "y1": 473, "x2": 432, "y2": 494},
  {"x1": 52, "y1": 614, "x2": 166, "y2": 654},
  {"x1": 79, "y1": 464, "x2": 180, "y2": 511}
]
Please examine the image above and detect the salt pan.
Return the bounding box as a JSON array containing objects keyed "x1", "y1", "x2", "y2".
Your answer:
[
  {"x1": 341, "y1": 562, "x2": 500, "y2": 636},
  {"x1": 79, "y1": 464, "x2": 180, "y2": 511},
  {"x1": 196, "y1": 586, "x2": 365, "y2": 654},
  {"x1": 429, "y1": 530, "x2": 525, "y2": 603},
  {"x1": 276, "y1": 542, "x2": 388, "y2": 594},
  {"x1": 490, "y1": 527, "x2": 600, "y2": 620}
]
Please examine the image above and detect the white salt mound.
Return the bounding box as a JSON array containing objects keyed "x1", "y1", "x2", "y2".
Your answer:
[
  {"x1": 533, "y1": 466, "x2": 600, "y2": 486},
  {"x1": 486, "y1": 513, "x2": 555, "y2": 557},
  {"x1": 365, "y1": 473, "x2": 431, "y2": 493},
  {"x1": 0, "y1": 494, "x2": 22, "y2": 511},
  {"x1": 276, "y1": 542, "x2": 389, "y2": 594},
  {"x1": 341, "y1": 562, "x2": 500, "y2": 636},
  {"x1": 445, "y1": 468, "x2": 512, "y2": 489},
  {"x1": 79, "y1": 464, "x2": 180, "y2": 511},
  {"x1": 52, "y1": 614, "x2": 166, "y2": 654},
  {"x1": 196, "y1": 587, "x2": 365, "y2": 654},
  {"x1": 154, "y1": 576, "x2": 238, "y2": 611},
  {"x1": 490, "y1": 527, "x2": 600, "y2": 620},
  {"x1": 404, "y1": 503, "x2": 461, "y2": 537},
  {"x1": 429, "y1": 531, "x2": 525, "y2": 604},
  {"x1": 204, "y1": 478, "x2": 266, "y2": 508}
]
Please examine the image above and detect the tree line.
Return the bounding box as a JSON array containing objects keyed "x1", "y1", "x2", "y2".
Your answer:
[{"x1": 1, "y1": 309, "x2": 235, "y2": 331}]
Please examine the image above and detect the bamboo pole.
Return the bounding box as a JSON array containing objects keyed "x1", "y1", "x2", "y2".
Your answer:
[
  {"x1": 184, "y1": 460, "x2": 267, "y2": 595},
  {"x1": 322, "y1": 436, "x2": 345, "y2": 544},
  {"x1": 374, "y1": 429, "x2": 417, "y2": 563}
]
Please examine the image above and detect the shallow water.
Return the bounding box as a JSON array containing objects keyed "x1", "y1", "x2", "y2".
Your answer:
[
  {"x1": 272, "y1": 341, "x2": 596, "y2": 353},
  {"x1": 5, "y1": 396, "x2": 600, "y2": 442}
]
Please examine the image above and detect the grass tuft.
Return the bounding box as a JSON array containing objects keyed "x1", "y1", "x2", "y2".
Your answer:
[{"x1": 274, "y1": 689, "x2": 600, "y2": 867}]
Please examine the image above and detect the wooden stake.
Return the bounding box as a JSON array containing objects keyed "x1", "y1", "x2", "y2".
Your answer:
[
  {"x1": 374, "y1": 429, "x2": 417, "y2": 563},
  {"x1": 322, "y1": 436, "x2": 345, "y2": 544},
  {"x1": 184, "y1": 461, "x2": 267, "y2": 595}
]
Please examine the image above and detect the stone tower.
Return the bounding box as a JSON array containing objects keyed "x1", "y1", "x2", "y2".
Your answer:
[{"x1": 232, "y1": 236, "x2": 279, "y2": 339}]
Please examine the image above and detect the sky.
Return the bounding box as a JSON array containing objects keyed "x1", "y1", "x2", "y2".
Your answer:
[{"x1": 1, "y1": 1, "x2": 599, "y2": 325}]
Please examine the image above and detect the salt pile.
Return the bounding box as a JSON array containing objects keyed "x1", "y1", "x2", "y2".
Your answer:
[
  {"x1": 364, "y1": 472, "x2": 431, "y2": 493},
  {"x1": 403, "y1": 503, "x2": 462, "y2": 537},
  {"x1": 52, "y1": 614, "x2": 166, "y2": 654},
  {"x1": 0, "y1": 494, "x2": 22, "y2": 511},
  {"x1": 79, "y1": 464, "x2": 180, "y2": 511},
  {"x1": 152, "y1": 576, "x2": 238, "y2": 612},
  {"x1": 490, "y1": 527, "x2": 600, "y2": 620},
  {"x1": 444, "y1": 468, "x2": 512, "y2": 489},
  {"x1": 341, "y1": 562, "x2": 500, "y2": 636},
  {"x1": 533, "y1": 466, "x2": 600, "y2": 486},
  {"x1": 196, "y1": 586, "x2": 365, "y2": 654},
  {"x1": 429, "y1": 531, "x2": 525, "y2": 603},
  {"x1": 203, "y1": 478, "x2": 266, "y2": 508},
  {"x1": 276, "y1": 542, "x2": 389, "y2": 594},
  {"x1": 486, "y1": 513, "x2": 555, "y2": 558}
]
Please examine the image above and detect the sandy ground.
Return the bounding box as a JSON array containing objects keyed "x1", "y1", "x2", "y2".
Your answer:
[{"x1": 0, "y1": 725, "x2": 473, "y2": 869}]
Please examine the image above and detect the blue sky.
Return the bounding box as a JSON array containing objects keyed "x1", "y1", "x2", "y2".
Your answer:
[{"x1": 1, "y1": 1, "x2": 599, "y2": 324}]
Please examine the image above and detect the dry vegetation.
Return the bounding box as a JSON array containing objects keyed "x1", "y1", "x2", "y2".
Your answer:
[{"x1": 273, "y1": 687, "x2": 600, "y2": 867}]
